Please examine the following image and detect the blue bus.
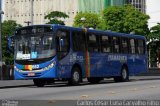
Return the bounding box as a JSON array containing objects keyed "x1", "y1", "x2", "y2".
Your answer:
[{"x1": 8, "y1": 24, "x2": 148, "y2": 87}]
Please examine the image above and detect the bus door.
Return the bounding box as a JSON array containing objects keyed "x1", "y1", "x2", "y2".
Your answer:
[
  {"x1": 71, "y1": 31, "x2": 86, "y2": 77},
  {"x1": 56, "y1": 29, "x2": 70, "y2": 78}
]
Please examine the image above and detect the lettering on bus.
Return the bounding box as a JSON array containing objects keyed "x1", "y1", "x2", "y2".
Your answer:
[
  {"x1": 70, "y1": 53, "x2": 84, "y2": 62},
  {"x1": 32, "y1": 65, "x2": 39, "y2": 69},
  {"x1": 129, "y1": 55, "x2": 140, "y2": 62},
  {"x1": 108, "y1": 55, "x2": 127, "y2": 62}
]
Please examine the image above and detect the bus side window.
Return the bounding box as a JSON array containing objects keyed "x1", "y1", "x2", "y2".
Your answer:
[
  {"x1": 88, "y1": 33, "x2": 100, "y2": 52},
  {"x1": 56, "y1": 30, "x2": 70, "y2": 60},
  {"x1": 113, "y1": 37, "x2": 120, "y2": 53},
  {"x1": 129, "y1": 39, "x2": 136, "y2": 54},
  {"x1": 72, "y1": 32, "x2": 86, "y2": 52},
  {"x1": 101, "y1": 35, "x2": 111, "y2": 53},
  {"x1": 137, "y1": 39, "x2": 145, "y2": 54},
  {"x1": 121, "y1": 37, "x2": 128, "y2": 54}
]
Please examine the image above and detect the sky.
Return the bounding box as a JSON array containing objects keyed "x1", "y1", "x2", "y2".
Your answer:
[{"x1": 146, "y1": 0, "x2": 160, "y2": 28}]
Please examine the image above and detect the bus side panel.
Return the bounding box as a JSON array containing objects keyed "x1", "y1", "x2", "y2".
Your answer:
[
  {"x1": 109, "y1": 60, "x2": 122, "y2": 76},
  {"x1": 57, "y1": 53, "x2": 72, "y2": 79},
  {"x1": 56, "y1": 63, "x2": 72, "y2": 79},
  {"x1": 134, "y1": 55, "x2": 148, "y2": 75},
  {"x1": 98, "y1": 53, "x2": 119, "y2": 77},
  {"x1": 128, "y1": 54, "x2": 147, "y2": 75},
  {"x1": 128, "y1": 54, "x2": 136, "y2": 75},
  {"x1": 97, "y1": 53, "x2": 109, "y2": 77},
  {"x1": 88, "y1": 53, "x2": 99, "y2": 77},
  {"x1": 58, "y1": 52, "x2": 86, "y2": 79},
  {"x1": 107, "y1": 54, "x2": 128, "y2": 76}
]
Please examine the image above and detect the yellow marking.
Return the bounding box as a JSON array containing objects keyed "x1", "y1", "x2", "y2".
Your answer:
[{"x1": 80, "y1": 95, "x2": 89, "y2": 98}]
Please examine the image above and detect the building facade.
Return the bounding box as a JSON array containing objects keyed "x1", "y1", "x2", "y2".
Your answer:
[
  {"x1": 5, "y1": 0, "x2": 79, "y2": 26},
  {"x1": 4, "y1": 0, "x2": 160, "y2": 28},
  {"x1": 126, "y1": 0, "x2": 146, "y2": 13},
  {"x1": 4, "y1": 0, "x2": 125, "y2": 26}
]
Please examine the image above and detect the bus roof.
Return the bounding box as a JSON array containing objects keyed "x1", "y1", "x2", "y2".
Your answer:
[
  {"x1": 52, "y1": 24, "x2": 146, "y2": 40},
  {"x1": 15, "y1": 24, "x2": 146, "y2": 40}
]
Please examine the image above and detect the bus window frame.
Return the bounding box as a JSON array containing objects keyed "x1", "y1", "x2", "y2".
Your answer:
[
  {"x1": 129, "y1": 38, "x2": 137, "y2": 54},
  {"x1": 100, "y1": 34, "x2": 112, "y2": 53},
  {"x1": 87, "y1": 32, "x2": 101, "y2": 53},
  {"x1": 120, "y1": 37, "x2": 129, "y2": 54},
  {"x1": 72, "y1": 31, "x2": 86, "y2": 52},
  {"x1": 136, "y1": 39, "x2": 146, "y2": 55},
  {"x1": 112, "y1": 36, "x2": 120, "y2": 54}
]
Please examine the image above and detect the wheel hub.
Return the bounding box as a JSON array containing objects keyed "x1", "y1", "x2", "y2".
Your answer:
[
  {"x1": 73, "y1": 71, "x2": 79, "y2": 82},
  {"x1": 122, "y1": 69, "x2": 127, "y2": 79}
]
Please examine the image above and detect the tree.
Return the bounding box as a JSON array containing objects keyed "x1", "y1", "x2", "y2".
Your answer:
[
  {"x1": 147, "y1": 23, "x2": 160, "y2": 39},
  {"x1": 147, "y1": 23, "x2": 160, "y2": 67},
  {"x1": 73, "y1": 12, "x2": 101, "y2": 29},
  {"x1": 44, "y1": 11, "x2": 69, "y2": 24},
  {"x1": 103, "y1": 5, "x2": 150, "y2": 35},
  {"x1": 2, "y1": 20, "x2": 22, "y2": 64}
]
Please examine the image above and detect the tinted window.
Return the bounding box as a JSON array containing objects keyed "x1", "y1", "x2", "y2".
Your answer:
[
  {"x1": 88, "y1": 33, "x2": 100, "y2": 52},
  {"x1": 72, "y1": 31, "x2": 86, "y2": 52},
  {"x1": 101, "y1": 35, "x2": 112, "y2": 53},
  {"x1": 130, "y1": 39, "x2": 136, "y2": 54},
  {"x1": 121, "y1": 37, "x2": 128, "y2": 54},
  {"x1": 137, "y1": 39, "x2": 145, "y2": 54},
  {"x1": 113, "y1": 37, "x2": 120, "y2": 53}
]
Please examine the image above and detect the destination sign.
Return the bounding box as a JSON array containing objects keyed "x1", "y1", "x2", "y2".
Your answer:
[{"x1": 15, "y1": 26, "x2": 53, "y2": 35}]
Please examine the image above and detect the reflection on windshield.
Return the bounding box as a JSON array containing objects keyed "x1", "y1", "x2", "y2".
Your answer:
[{"x1": 15, "y1": 33, "x2": 55, "y2": 60}]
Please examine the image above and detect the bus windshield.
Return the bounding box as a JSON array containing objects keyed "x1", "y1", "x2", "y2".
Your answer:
[{"x1": 14, "y1": 33, "x2": 55, "y2": 60}]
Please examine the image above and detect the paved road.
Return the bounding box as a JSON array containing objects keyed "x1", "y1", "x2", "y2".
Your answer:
[
  {"x1": 0, "y1": 78, "x2": 160, "y2": 100},
  {"x1": 0, "y1": 78, "x2": 160, "y2": 106}
]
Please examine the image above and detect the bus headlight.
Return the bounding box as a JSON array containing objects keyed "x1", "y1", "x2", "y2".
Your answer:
[
  {"x1": 14, "y1": 66, "x2": 23, "y2": 72},
  {"x1": 40, "y1": 61, "x2": 56, "y2": 71}
]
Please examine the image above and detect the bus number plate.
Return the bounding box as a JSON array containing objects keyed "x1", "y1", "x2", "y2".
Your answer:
[{"x1": 28, "y1": 73, "x2": 35, "y2": 76}]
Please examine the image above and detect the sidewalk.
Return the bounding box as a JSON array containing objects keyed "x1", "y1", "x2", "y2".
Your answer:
[{"x1": 0, "y1": 80, "x2": 33, "y2": 88}]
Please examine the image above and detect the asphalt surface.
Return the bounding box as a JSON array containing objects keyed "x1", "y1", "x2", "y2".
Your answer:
[
  {"x1": 0, "y1": 76, "x2": 160, "y2": 106},
  {"x1": 0, "y1": 76, "x2": 160, "y2": 88},
  {"x1": 0, "y1": 80, "x2": 33, "y2": 88},
  {"x1": 0, "y1": 67, "x2": 159, "y2": 88}
]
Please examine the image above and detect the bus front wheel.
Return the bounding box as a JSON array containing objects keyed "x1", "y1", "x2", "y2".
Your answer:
[
  {"x1": 33, "y1": 79, "x2": 45, "y2": 87},
  {"x1": 68, "y1": 67, "x2": 82, "y2": 86},
  {"x1": 114, "y1": 66, "x2": 129, "y2": 82}
]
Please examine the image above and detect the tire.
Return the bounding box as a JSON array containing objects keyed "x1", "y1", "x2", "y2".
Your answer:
[
  {"x1": 68, "y1": 67, "x2": 82, "y2": 86},
  {"x1": 33, "y1": 79, "x2": 45, "y2": 87},
  {"x1": 87, "y1": 77, "x2": 103, "y2": 84},
  {"x1": 114, "y1": 66, "x2": 129, "y2": 82}
]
